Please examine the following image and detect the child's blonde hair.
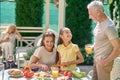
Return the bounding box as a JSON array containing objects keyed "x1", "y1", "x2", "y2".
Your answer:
[{"x1": 5, "y1": 25, "x2": 16, "y2": 33}]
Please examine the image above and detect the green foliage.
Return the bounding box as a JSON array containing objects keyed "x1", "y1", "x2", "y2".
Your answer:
[
  {"x1": 15, "y1": 0, "x2": 44, "y2": 46},
  {"x1": 109, "y1": 0, "x2": 120, "y2": 37},
  {"x1": 80, "y1": 48, "x2": 93, "y2": 65},
  {"x1": 65, "y1": 0, "x2": 93, "y2": 65},
  {"x1": 65, "y1": 0, "x2": 93, "y2": 48},
  {"x1": 23, "y1": 47, "x2": 37, "y2": 60},
  {"x1": 15, "y1": 0, "x2": 44, "y2": 27}
]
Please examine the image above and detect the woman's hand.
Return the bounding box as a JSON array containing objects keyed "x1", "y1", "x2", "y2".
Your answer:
[{"x1": 41, "y1": 64, "x2": 49, "y2": 72}]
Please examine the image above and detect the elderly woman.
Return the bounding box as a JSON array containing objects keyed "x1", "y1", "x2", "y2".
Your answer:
[{"x1": 0, "y1": 25, "x2": 23, "y2": 60}]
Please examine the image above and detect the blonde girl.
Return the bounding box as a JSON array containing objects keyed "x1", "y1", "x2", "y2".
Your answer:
[{"x1": 0, "y1": 25, "x2": 23, "y2": 59}]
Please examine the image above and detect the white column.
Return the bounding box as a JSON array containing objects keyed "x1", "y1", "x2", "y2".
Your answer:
[
  {"x1": 58, "y1": 0, "x2": 65, "y2": 32},
  {"x1": 45, "y1": 0, "x2": 50, "y2": 31}
]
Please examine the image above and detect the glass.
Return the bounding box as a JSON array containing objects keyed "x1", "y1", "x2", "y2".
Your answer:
[
  {"x1": 7, "y1": 55, "x2": 14, "y2": 69},
  {"x1": 85, "y1": 44, "x2": 93, "y2": 56},
  {"x1": 51, "y1": 67, "x2": 59, "y2": 78},
  {"x1": 0, "y1": 63, "x2": 4, "y2": 80}
]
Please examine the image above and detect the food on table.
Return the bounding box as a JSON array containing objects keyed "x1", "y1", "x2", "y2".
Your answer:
[
  {"x1": 52, "y1": 64, "x2": 64, "y2": 67},
  {"x1": 24, "y1": 65, "x2": 30, "y2": 70},
  {"x1": 34, "y1": 72, "x2": 51, "y2": 78},
  {"x1": 63, "y1": 71, "x2": 68, "y2": 76},
  {"x1": 22, "y1": 65, "x2": 34, "y2": 78},
  {"x1": 8, "y1": 69, "x2": 23, "y2": 78},
  {"x1": 63, "y1": 71, "x2": 73, "y2": 77},
  {"x1": 35, "y1": 73, "x2": 41, "y2": 77},
  {"x1": 24, "y1": 71, "x2": 34, "y2": 78},
  {"x1": 67, "y1": 72, "x2": 73, "y2": 77},
  {"x1": 71, "y1": 71, "x2": 86, "y2": 78}
]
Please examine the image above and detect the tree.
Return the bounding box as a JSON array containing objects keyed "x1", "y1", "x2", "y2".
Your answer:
[
  {"x1": 65, "y1": 0, "x2": 92, "y2": 48},
  {"x1": 65, "y1": 0, "x2": 93, "y2": 65},
  {"x1": 15, "y1": 0, "x2": 44, "y2": 27},
  {"x1": 109, "y1": 0, "x2": 120, "y2": 37}
]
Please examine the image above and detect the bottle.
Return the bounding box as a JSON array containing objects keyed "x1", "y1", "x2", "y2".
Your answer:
[{"x1": 2, "y1": 49, "x2": 6, "y2": 69}]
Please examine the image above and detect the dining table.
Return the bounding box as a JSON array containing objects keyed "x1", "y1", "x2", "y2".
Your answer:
[{"x1": 0, "y1": 69, "x2": 91, "y2": 80}]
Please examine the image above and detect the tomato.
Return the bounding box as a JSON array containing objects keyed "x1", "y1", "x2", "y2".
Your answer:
[
  {"x1": 22, "y1": 69, "x2": 28, "y2": 73},
  {"x1": 23, "y1": 70, "x2": 29, "y2": 76},
  {"x1": 58, "y1": 69, "x2": 62, "y2": 73},
  {"x1": 67, "y1": 72, "x2": 73, "y2": 77},
  {"x1": 26, "y1": 73, "x2": 31, "y2": 78},
  {"x1": 63, "y1": 71, "x2": 68, "y2": 76},
  {"x1": 24, "y1": 66, "x2": 30, "y2": 70},
  {"x1": 24, "y1": 71, "x2": 34, "y2": 78},
  {"x1": 29, "y1": 71, "x2": 34, "y2": 76}
]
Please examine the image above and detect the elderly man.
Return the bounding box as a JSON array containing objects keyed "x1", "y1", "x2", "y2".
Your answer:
[{"x1": 87, "y1": 1, "x2": 120, "y2": 80}]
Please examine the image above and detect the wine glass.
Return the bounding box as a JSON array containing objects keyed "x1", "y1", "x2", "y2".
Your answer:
[
  {"x1": 85, "y1": 44, "x2": 93, "y2": 57},
  {"x1": 7, "y1": 55, "x2": 14, "y2": 69},
  {"x1": 0, "y1": 63, "x2": 4, "y2": 80}
]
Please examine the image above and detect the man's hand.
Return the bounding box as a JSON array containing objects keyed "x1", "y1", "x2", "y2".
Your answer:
[{"x1": 96, "y1": 57, "x2": 110, "y2": 67}]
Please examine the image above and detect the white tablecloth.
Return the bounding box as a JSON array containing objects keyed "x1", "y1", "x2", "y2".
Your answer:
[{"x1": 0, "y1": 69, "x2": 91, "y2": 80}]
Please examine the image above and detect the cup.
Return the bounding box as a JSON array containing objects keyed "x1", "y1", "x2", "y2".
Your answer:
[
  {"x1": 51, "y1": 67, "x2": 59, "y2": 78},
  {"x1": 0, "y1": 63, "x2": 4, "y2": 80},
  {"x1": 85, "y1": 44, "x2": 93, "y2": 54}
]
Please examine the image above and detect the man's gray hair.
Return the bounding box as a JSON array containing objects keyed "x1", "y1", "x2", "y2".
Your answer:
[{"x1": 87, "y1": 0, "x2": 104, "y2": 12}]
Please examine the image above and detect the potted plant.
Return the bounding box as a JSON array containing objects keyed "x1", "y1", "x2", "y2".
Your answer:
[{"x1": 23, "y1": 47, "x2": 37, "y2": 65}]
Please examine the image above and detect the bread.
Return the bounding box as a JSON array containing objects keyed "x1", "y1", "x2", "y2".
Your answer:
[{"x1": 8, "y1": 69, "x2": 23, "y2": 77}]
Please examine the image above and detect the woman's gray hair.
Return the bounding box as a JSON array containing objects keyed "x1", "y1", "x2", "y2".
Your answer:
[{"x1": 87, "y1": 0, "x2": 104, "y2": 12}]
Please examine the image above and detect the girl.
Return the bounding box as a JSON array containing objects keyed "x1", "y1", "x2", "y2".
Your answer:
[
  {"x1": 57, "y1": 27, "x2": 84, "y2": 71},
  {"x1": 29, "y1": 30, "x2": 56, "y2": 71},
  {"x1": 0, "y1": 25, "x2": 23, "y2": 59}
]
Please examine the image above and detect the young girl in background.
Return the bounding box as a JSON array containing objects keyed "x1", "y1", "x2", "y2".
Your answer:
[
  {"x1": 0, "y1": 25, "x2": 23, "y2": 59},
  {"x1": 57, "y1": 27, "x2": 84, "y2": 71}
]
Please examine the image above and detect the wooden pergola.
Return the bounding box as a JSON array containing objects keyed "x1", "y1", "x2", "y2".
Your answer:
[{"x1": 45, "y1": 0, "x2": 66, "y2": 32}]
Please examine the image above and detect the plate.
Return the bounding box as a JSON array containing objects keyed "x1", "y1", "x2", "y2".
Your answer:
[
  {"x1": 34, "y1": 72, "x2": 51, "y2": 78},
  {"x1": 8, "y1": 69, "x2": 24, "y2": 78}
]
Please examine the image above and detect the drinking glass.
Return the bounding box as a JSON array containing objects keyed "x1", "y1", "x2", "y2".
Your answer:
[
  {"x1": 0, "y1": 63, "x2": 4, "y2": 80},
  {"x1": 7, "y1": 55, "x2": 14, "y2": 69},
  {"x1": 51, "y1": 67, "x2": 59, "y2": 79},
  {"x1": 85, "y1": 44, "x2": 93, "y2": 57}
]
